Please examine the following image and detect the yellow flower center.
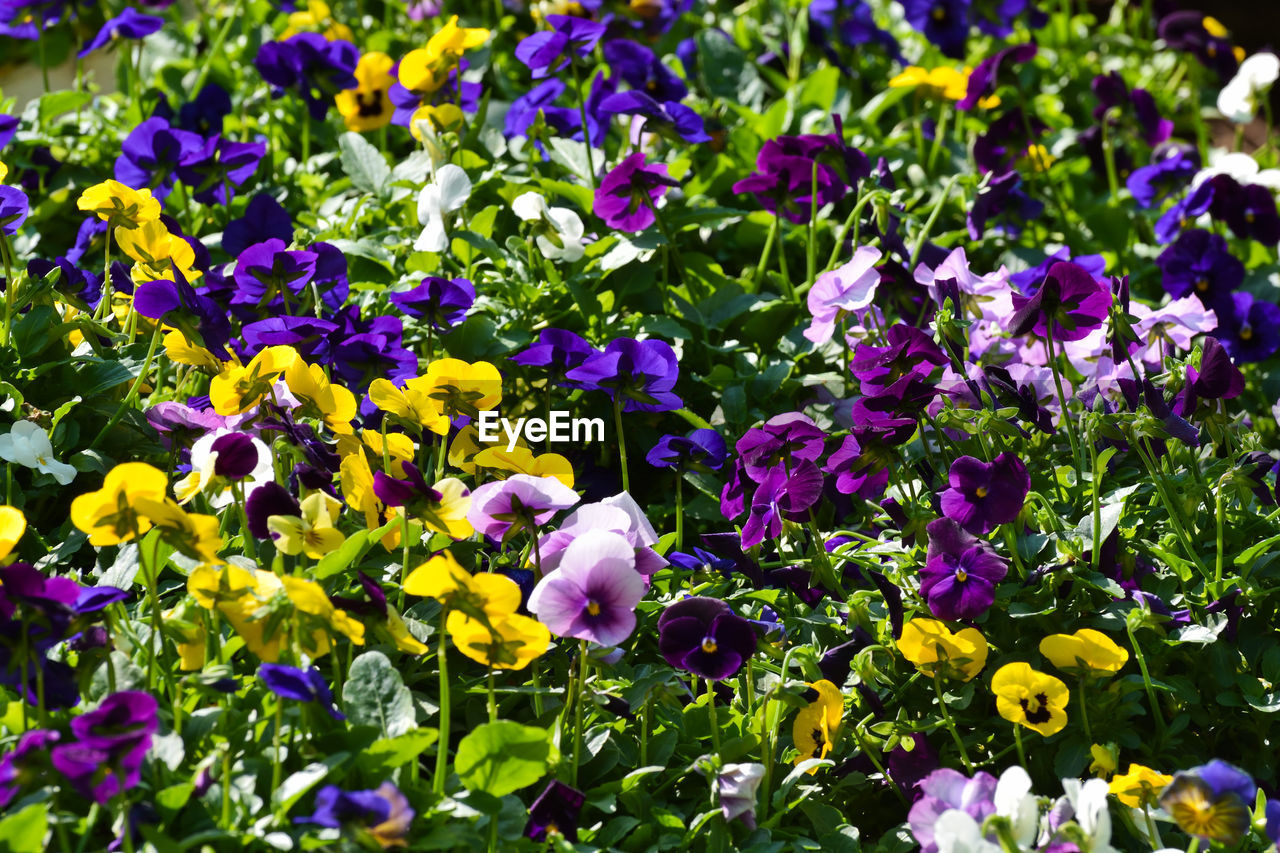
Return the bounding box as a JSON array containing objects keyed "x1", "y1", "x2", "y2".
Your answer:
[
  {"x1": 1203, "y1": 16, "x2": 1228, "y2": 37},
  {"x1": 1246, "y1": 212, "x2": 1256, "y2": 223},
  {"x1": 1195, "y1": 278, "x2": 1209, "y2": 292},
  {"x1": 931, "y1": 5, "x2": 946, "y2": 20},
  {"x1": 1240, "y1": 325, "x2": 1253, "y2": 341},
  {"x1": 955, "y1": 569, "x2": 968, "y2": 582},
  {"x1": 701, "y1": 638, "x2": 718, "y2": 653},
  {"x1": 586, "y1": 601, "x2": 601, "y2": 616},
  {"x1": 975, "y1": 486, "x2": 989, "y2": 498}
]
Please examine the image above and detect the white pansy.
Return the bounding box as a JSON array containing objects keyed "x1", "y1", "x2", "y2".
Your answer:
[
  {"x1": 994, "y1": 766, "x2": 1039, "y2": 847},
  {"x1": 174, "y1": 430, "x2": 274, "y2": 509},
  {"x1": 933, "y1": 809, "x2": 1003, "y2": 853},
  {"x1": 512, "y1": 191, "x2": 585, "y2": 262},
  {"x1": 415, "y1": 164, "x2": 472, "y2": 253},
  {"x1": 1057, "y1": 778, "x2": 1116, "y2": 853},
  {"x1": 0, "y1": 421, "x2": 77, "y2": 485},
  {"x1": 1218, "y1": 52, "x2": 1280, "y2": 123}
]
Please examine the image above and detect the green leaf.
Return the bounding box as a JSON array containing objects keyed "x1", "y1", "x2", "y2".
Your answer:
[
  {"x1": 358, "y1": 728, "x2": 440, "y2": 772},
  {"x1": 696, "y1": 30, "x2": 752, "y2": 99},
  {"x1": 272, "y1": 753, "x2": 349, "y2": 813},
  {"x1": 0, "y1": 802, "x2": 47, "y2": 853},
  {"x1": 157, "y1": 783, "x2": 195, "y2": 812},
  {"x1": 313, "y1": 529, "x2": 371, "y2": 579},
  {"x1": 37, "y1": 90, "x2": 92, "y2": 124},
  {"x1": 454, "y1": 720, "x2": 554, "y2": 797},
  {"x1": 339, "y1": 132, "x2": 391, "y2": 196},
  {"x1": 342, "y1": 651, "x2": 416, "y2": 737}
]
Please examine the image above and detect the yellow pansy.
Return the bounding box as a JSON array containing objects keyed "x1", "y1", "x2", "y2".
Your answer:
[
  {"x1": 0, "y1": 162, "x2": 7, "y2": 183},
  {"x1": 165, "y1": 603, "x2": 207, "y2": 670},
  {"x1": 423, "y1": 358, "x2": 502, "y2": 420},
  {"x1": 209, "y1": 345, "x2": 299, "y2": 415},
  {"x1": 418, "y1": 477, "x2": 474, "y2": 540},
  {"x1": 165, "y1": 330, "x2": 231, "y2": 371},
  {"x1": 70, "y1": 462, "x2": 169, "y2": 546},
  {"x1": 282, "y1": 0, "x2": 353, "y2": 41},
  {"x1": 77, "y1": 180, "x2": 161, "y2": 230},
  {"x1": 0, "y1": 506, "x2": 25, "y2": 563},
  {"x1": 409, "y1": 103, "x2": 465, "y2": 140},
  {"x1": 898, "y1": 618, "x2": 989, "y2": 682},
  {"x1": 267, "y1": 492, "x2": 346, "y2": 559},
  {"x1": 284, "y1": 357, "x2": 357, "y2": 434},
  {"x1": 115, "y1": 219, "x2": 201, "y2": 284},
  {"x1": 281, "y1": 576, "x2": 366, "y2": 644},
  {"x1": 1089, "y1": 742, "x2": 1118, "y2": 778},
  {"x1": 991, "y1": 662, "x2": 1070, "y2": 736},
  {"x1": 130, "y1": 496, "x2": 223, "y2": 565},
  {"x1": 336, "y1": 51, "x2": 396, "y2": 133},
  {"x1": 188, "y1": 562, "x2": 257, "y2": 609},
  {"x1": 792, "y1": 680, "x2": 844, "y2": 771},
  {"x1": 369, "y1": 375, "x2": 450, "y2": 435},
  {"x1": 1039, "y1": 628, "x2": 1128, "y2": 677},
  {"x1": 888, "y1": 66, "x2": 986, "y2": 103},
  {"x1": 360, "y1": 429, "x2": 416, "y2": 477},
  {"x1": 1021, "y1": 144, "x2": 1055, "y2": 172},
  {"x1": 1110, "y1": 763, "x2": 1173, "y2": 808},
  {"x1": 447, "y1": 610, "x2": 550, "y2": 671},
  {"x1": 339, "y1": 451, "x2": 401, "y2": 549},
  {"x1": 398, "y1": 16, "x2": 490, "y2": 94},
  {"x1": 404, "y1": 551, "x2": 521, "y2": 624},
  {"x1": 473, "y1": 446, "x2": 575, "y2": 488}
]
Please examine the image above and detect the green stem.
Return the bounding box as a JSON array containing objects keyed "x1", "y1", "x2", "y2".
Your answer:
[
  {"x1": 570, "y1": 61, "x2": 596, "y2": 191},
  {"x1": 613, "y1": 397, "x2": 630, "y2": 493},
  {"x1": 753, "y1": 216, "x2": 779, "y2": 292},
  {"x1": 271, "y1": 700, "x2": 284, "y2": 811},
  {"x1": 433, "y1": 610, "x2": 452, "y2": 795},
  {"x1": 806, "y1": 159, "x2": 819, "y2": 292},
  {"x1": 1214, "y1": 486, "x2": 1226, "y2": 590},
  {"x1": 933, "y1": 677, "x2": 974, "y2": 773},
  {"x1": 1125, "y1": 620, "x2": 1167, "y2": 735},
  {"x1": 675, "y1": 470, "x2": 684, "y2": 551},
  {"x1": 571, "y1": 639, "x2": 589, "y2": 787},
  {"x1": 1078, "y1": 679, "x2": 1093, "y2": 743},
  {"x1": 192, "y1": 0, "x2": 246, "y2": 94},
  {"x1": 1012, "y1": 723, "x2": 1028, "y2": 768},
  {"x1": 89, "y1": 321, "x2": 165, "y2": 450},
  {"x1": 909, "y1": 175, "x2": 960, "y2": 270},
  {"x1": 1043, "y1": 325, "x2": 1083, "y2": 482},
  {"x1": 706, "y1": 679, "x2": 721, "y2": 756}
]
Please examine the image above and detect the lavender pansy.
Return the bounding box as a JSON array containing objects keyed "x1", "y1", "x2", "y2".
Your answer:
[{"x1": 528, "y1": 529, "x2": 647, "y2": 647}]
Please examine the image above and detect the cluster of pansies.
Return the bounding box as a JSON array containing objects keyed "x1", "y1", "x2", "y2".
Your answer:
[{"x1": 4, "y1": 0, "x2": 1280, "y2": 850}]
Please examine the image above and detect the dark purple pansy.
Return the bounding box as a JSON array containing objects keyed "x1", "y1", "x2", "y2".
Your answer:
[
  {"x1": 255, "y1": 32, "x2": 358, "y2": 120},
  {"x1": 231, "y1": 238, "x2": 318, "y2": 309},
  {"x1": 900, "y1": 0, "x2": 971, "y2": 58},
  {"x1": 114, "y1": 117, "x2": 205, "y2": 198},
  {"x1": 1155, "y1": 228, "x2": 1243, "y2": 308},
  {"x1": 1008, "y1": 261, "x2": 1112, "y2": 342},
  {"x1": 735, "y1": 413, "x2": 826, "y2": 480},
  {"x1": 967, "y1": 169, "x2": 1043, "y2": 240},
  {"x1": 0, "y1": 729, "x2": 59, "y2": 808},
  {"x1": 958, "y1": 42, "x2": 1036, "y2": 111},
  {"x1": 515, "y1": 14, "x2": 607, "y2": 78},
  {"x1": 1178, "y1": 337, "x2": 1245, "y2": 416},
  {"x1": 78, "y1": 7, "x2": 163, "y2": 57},
  {"x1": 259, "y1": 663, "x2": 346, "y2": 720},
  {"x1": 1154, "y1": 178, "x2": 1214, "y2": 244},
  {"x1": 295, "y1": 781, "x2": 413, "y2": 844},
  {"x1": 0, "y1": 186, "x2": 30, "y2": 236},
  {"x1": 50, "y1": 691, "x2": 158, "y2": 804},
  {"x1": 565, "y1": 337, "x2": 681, "y2": 412},
  {"x1": 245, "y1": 482, "x2": 302, "y2": 539},
  {"x1": 525, "y1": 780, "x2": 587, "y2": 842},
  {"x1": 740, "y1": 461, "x2": 824, "y2": 548},
  {"x1": 603, "y1": 38, "x2": 687, "y2": 102},
  {"x1": 592, "y1": 152, "x2": 680, "y2": 232},
  {"x1": 973, "y1": 108, "x2": 1046, "y2": 174},
  {"x1": 657, "y1": 596, "x2": 758, "y2": 681},
  {"x1": 919, "y1": 518, "x2": 1008, "y2": 621},
  {"x1": 939, "y1": 453, "x2": 1029, "y2": 535},
  {"x1": 510, "y1": 328, "x2": 597, "y2": 382},
  {"x1": 597, "y1": 90, "x2": 710, "y2": 144},
  {"x1": 1127, "y1": 144, "x2": 1199, "y2": 209},
  {"x1": 1217, "y1": 291, "x2": 1280, "y2": 363},
  {"x1": 388, "y1": 276, "x2": 475, "y2": 328},
  {"x1": 646, "y1": 428, "x2": 728, "y2": 471},
  {"x1": 132, "y1": 265, "x2": 233, "y2": 356},
  {"x1": 223, "y1": 193, "x2": 293, "y2": 258},
  {"x1": 175, "y1": 135, "x2": 266, "y2": 206}
]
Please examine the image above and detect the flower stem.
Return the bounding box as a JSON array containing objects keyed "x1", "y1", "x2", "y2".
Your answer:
[
  {"x1": 1012, "y1": 723, "x2": 1028, "y2": 768},
  {"x1": 1125, "y1": 618, "x2": 1166, "y2": 735},
  {"x1": 571, "y1": 639, "x2": 589, "y2": 787},
  {"x1": 570, "y1": 61, "x2": 596, "y2": 191},
  {"x1": 933, "y1": 676, "x2": 974, "y2": 773},
  {"x1": 612, "y1": 397, "x2": 630, "y2": 493},
  {"x1": 1078, "y1": 678, "x2": 1093, "y2": 743},
  {"x1": 89, "y1": 320, "x2": 165, "y2": 450},
  {"x1": 753, "y1": 216, "x2": 779, "y2": 293},
  {"x1": 674, "y1": 471, "x2": 684, "y2": 551},
  {"x1": 706, "y1": 679, "x2": 722, "y2": 756},
  {"x1": 433, "y1": 610, "x2": 452, "y2": 796},
  {"x1": 1043, "y1": 324, "x2": 1083, "y2": 482}
]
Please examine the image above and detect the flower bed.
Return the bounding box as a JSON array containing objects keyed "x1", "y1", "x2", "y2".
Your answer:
[{"x1": 1, "y1": 1, "x2": 1280, "y2": 851}]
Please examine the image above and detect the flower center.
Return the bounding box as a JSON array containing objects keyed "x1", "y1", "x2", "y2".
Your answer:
[
  {"x1": 701, "y1": 637, "x2": 718, "y2": 653},
  {"x1": 1019, "y1": 692, "x2": 1052, "y2": 724},
  {"x1": 974, "y1": 486, "x2": 988, "y2": 498},
  {"x1": 955, "y1": 569, "x2": 968, "y2": 582},
  {"x1": 1240, "y1": 324, "x2": 1253, "y2": 341},
  {"x1": 1246, "y1": 211, "x2": 1256, "y2": 223},
  {"x1": 931, "y1": 5, "x2": 946, "y2": 20},
  {"x1": 586, "y1": 601, "x2": 601, "y2": 616},
  {"x1": 1195, "y1": 278, "x2": 1209, "y2": 292}
]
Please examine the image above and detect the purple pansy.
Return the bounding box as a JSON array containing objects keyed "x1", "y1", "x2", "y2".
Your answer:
[
  {"x1": 525, "y1": 780, "x2": 586, "y2": 842},
  {"x1": 50, "y1": 691, "x2": 158, "y2": 804},
  {"x1": 920, "y1": 518, "x2": 1009, "y2": 621},
  {"x1": 223, "y1": 193, "x2": 293, "y2": 257},
  {"x1": 907, "y1": 768, "x2": 999, "y2": 853},
  {"x1": 1156, "y1": 228, "x2": 1244, "y2": 308},
  {"x1": 78, "y1": 7, "x2": 163, "y2": 58},
  {"x1": 1217, "y1": 291, "x2": 1280, "y2": 363},
  {"x1": 657, "y1": 596, "x2": 758, "y2": 681},
  {"x1": 0, "y1": 186, "x2": 30, "y2": 236},
  {"x1": 515, "y1": 14, "x2": 607, "y2": 78},
  {"x1": 593, "y1": 152, "x2": 680, "y2": 232},
  {"x1": 255, "y1": 33, "x2": 358, "y2": 120},
  {"x1": 467, "y1": 474, "x2": 579, "y2": 543},
  {"x1": 388, "y1": 276, "x2": 475, "y2": 328},
  {"x1": 295, "y1": 781, "x2": 414, "y2": 845},
  {"x1": 1008, "y1": 261, "x2": 1112, "y2": 342},
  {"x1": 646, "y1": 428, "x2": 728, "y2": 471},
  {"x1": 566, "y1": 337, "x2": 682, "y2": 413},
  {"x1": 939, "y1": 453, "x2": 1029, "y2": 535},
  {"x1": 528, "y1": 529, "x2": 647, "y2": 647},
  {"x1": 259, "y1": 663, "x2": 346, "y2": 719},
  {"x1": 958, "y1": 42, "x2": 1036, "y2": 111}
]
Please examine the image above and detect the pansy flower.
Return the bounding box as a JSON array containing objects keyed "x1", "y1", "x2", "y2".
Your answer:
[
  {"x1": 1007, "y1": 261, "x2": 1111, "y2": 342},
  {"x1": 77, "y1": 180, "x2": 161, "y2": 231},
  {"x1": 991, "y1": 662, "x2": 1069, "y2": 736},
  {"x1": 566, "y1": 337, "x2": 681, "y2": 412},
  {"x1": 516, "y1": 14, "x2": 606, "y2": 78},
  {"x1": 78, "y1": 6, "x2": 163, "y2": 58},
  {"x1": 1108, "y1": 764, "x2": 1172, "y2": 808},
  {"x1": 1159, "y1": 760, "x2": 1255, "y2": 845},
  {"x1": 267, "y1": 492, "x2": 346, "y2": 558},
  {"x1": 336, "y1": 51, "x2": 396, "y2": 132},
  {"x1": 1039, "y1": 629, "x2": 1128, "y2": 678},
  {"x1": 0, "y1": 421, "x2": 76, "y2": 486},
  {"x1": 792, "y1": 679, "x2": 844, "y2": 769},
  {"x1": 296, "y1": 782, "x2": 414, "y2": 848},
  {"x1": 388, "y1": 276, "x2": 474, "y2": 328},
  {"x1": 898, "y1": 619, "x2": 988, "y2": 682},
  {"x1": 657, "y1": 596, "x2": 757, "y2": 681},
  {"x1": 525, "y1": 780, "x2": 586, "y2": 842},
  {"x1": 70, "y1": 462, "x2": 169, "y2": 546},
  {"x1": 255, "y1": 32, "x2": 359, "y2": 120},
  {"x1": 50, "y1": 691, "x2": 158, "y2": 804},
  {"x1": 0, "y1": 506, "x2": 23, "y2": 562},
  {"x1": 528, "y1": 529, "x2": 647, "y2": 647},
  {"x1": 592, "y1": 152, "x2": 680, "y2": 232},
  {"x1": 919, "y1": 518, "x2": 1008, "y2": 621},
  {"x1": 645, "y1": 428, "x2": 727, "y2": 471},
  {"x1": 467, "y1": 474, "x2": 578, "y2": 543},
  {"x1": 901, "y1": 0, "x2": 972, "y2": 59},
  {"x1": 1217, "y1": 291, "x2": 1280, "y2": 363},
  {"x1": 259, "y1": 663, "x2": 346, "y2": 720},
  {"x1": 938, "y1": 453, "x2": 1029, "y2": 535}
]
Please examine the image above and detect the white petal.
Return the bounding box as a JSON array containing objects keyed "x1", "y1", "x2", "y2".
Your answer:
[
  {"x1": 415, "y1": 222, "x2": 447, "y2": 253},
  {"x1": 435, "y1": 164, "x2": 472, "y2": 211},
  {"x1": 512, "y1": 191, "x2": 548, "y2": 222},
  {"x1": 417, "y1": 185, "x2": 443, "y2": 224},
  {"x1": 42, "y1": 458, "x2": 77, "y2": 486}
]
